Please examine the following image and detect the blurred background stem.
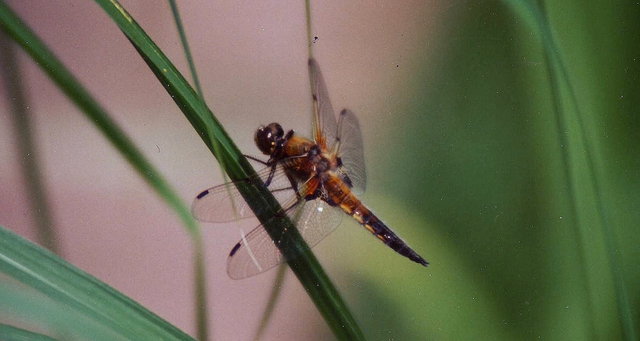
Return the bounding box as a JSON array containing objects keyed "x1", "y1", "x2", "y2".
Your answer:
[
  {"x1": 166, "y1": 1, "x2": 209, "y2": 339},
  {"x1": 0, "y1": 31, "x2": 58, "y2": 254}
]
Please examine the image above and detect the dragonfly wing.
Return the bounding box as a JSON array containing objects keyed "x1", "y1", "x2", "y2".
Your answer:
[
  {"x1": 226, "y1": 223, "x2": 286, "y2": 279},
  {"x1": 335, "y1": 109, "x2": 366, "y2": 194},
  {"x1": 191, "y1": 164, "x2": 297, "y2": 223},
  {"x1": 226, "y1": 193, "x2": 302, "y2": 279},
  {"x1": 226, "y1": 198, "x2": 344, "y2": 279},
  {"x1": 309, "y1": 58, "x2": 338, "y2": 150},
  {"x1": 293, "y1": 198, "x2": 343, "y2": 247},
  {"x1": 192, "y1": 182, "x2": 255, "y2": 223},
  {"x1": 309, "y1": 60, "x2": 367, "y2": 194}
]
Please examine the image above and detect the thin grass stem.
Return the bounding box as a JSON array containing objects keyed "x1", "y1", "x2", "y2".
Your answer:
[
  {"x1": 0, "y1": 32, "x2": 58, "y2": 254},
  {"x1": 166, "y1": 2, "x2": 210, "y2": 339}
]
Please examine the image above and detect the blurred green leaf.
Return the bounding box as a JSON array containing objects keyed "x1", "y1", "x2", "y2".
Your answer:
[
  {"x1": 376, "y1": 0, "x2": 639, "y2": 339},
  {"x1": 0, "y1": 225, "x2": 196, "y2": 340}
]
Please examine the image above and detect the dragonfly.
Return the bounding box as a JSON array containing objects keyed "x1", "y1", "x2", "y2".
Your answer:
[{"x1": 192, "y1": 58, "x2": 428, "y2": 279}]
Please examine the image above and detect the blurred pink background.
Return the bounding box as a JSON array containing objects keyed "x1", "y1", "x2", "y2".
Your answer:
[{"x1": 0, "y1": 0, "x2": 440, "y2": 339}]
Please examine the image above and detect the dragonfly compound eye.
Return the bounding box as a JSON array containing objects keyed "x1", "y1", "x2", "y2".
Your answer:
[{"x1": 255, "y1": 123, "x2": 284, "y2": 155}]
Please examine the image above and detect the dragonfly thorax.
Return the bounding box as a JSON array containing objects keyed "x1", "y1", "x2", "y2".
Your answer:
[{"x1": 307, "y1": 145, "x2": 332, "y2": 174}]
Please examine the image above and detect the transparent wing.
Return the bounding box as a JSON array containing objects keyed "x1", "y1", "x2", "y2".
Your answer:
[
  {"x1": 309, "y1": 60, "x2": 367, "y2": 194},
  {"x1": 226, "y1": 198, "x2": 343, "y2": 279},
  {"x1": 309, "y1": 58, "x2": 338, "y2": 150},
  {"x1": 191, "y1": 164, "x2": 297, "y2": 223},
  {"x1": 335, "y1": 109, "x2": 366, "y2": 194}
]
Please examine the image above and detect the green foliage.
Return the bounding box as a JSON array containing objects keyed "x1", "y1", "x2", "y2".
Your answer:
[{"x1": 367, "y1": 0, "x2": 640, "y2": 339}]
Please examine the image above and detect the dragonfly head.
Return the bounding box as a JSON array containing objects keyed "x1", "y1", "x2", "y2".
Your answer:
[{"x1": 255, "y1": 123, "x2": 285, "y2": 156}]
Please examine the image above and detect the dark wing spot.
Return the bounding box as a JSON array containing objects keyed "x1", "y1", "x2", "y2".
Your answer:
[
  {"x1": 196, "y1": 189, "x2": 210, "y2": 200},
  {"x1": 229, "y1": 242, "x2": 242, "y2": 257}
]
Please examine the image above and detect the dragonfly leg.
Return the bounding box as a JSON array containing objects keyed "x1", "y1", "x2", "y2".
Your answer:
[{"x1": 244, "y1": 154, "x2": 269, "y2": 165}]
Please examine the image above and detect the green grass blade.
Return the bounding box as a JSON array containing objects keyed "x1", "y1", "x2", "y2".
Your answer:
[
  {"x1": 167, "y1": 0, "x2": 203, "y2": 99},
  {"x1": 305, "y1": 0, "x2": 313, "y2": 58},
  {"x1": 0, "y1": 280, "x2": 124, "y2": 341},
  {"x1": 253, "y1": 264, "x2": 288, "y2": 340},
  {"x1": 0, "y1": 225, "x2": 196, "y2": 340},
  {"x1": 0, "y1": 324, "x2": 59, "y2": 341},
  {"x1": 93, "y1": 1, "x2": 364, "y2": 339},
  {"x1": 191, "y1": 238, "x2": 209, "y2": 341}
]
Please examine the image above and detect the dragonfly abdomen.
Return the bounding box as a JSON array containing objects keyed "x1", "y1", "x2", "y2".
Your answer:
[
  {"x1": 365, "y1": 215, "x2": 429, "y2": 266},
  {"x1": 352, "y1": 201, "x2": 428, "y2": 267},
  {"x1": 325, "y1": 176, "x2": 429, "y2": 267}
]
